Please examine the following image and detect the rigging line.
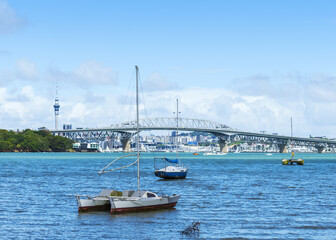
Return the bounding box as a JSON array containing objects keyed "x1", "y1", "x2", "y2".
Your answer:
[
  {"x1": 116, "y1": 69, "x2": 136, "y2": 124},
  {"x1": 98, "y1": 154, "x2": 137, "y2": 175},
  {"x1": 99, "y1": 157, "x2": 139, "y2": 174},
  {"x1": 138, "y1": 70, "x2": 149, "y2": 120},
  {"x1": 139, "y1": 70, "x2": 155, "y2": 159}
]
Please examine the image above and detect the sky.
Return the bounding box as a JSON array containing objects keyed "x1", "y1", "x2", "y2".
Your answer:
[{"x1": 1, "y1": 0, "x2": 336, "y2": 138}]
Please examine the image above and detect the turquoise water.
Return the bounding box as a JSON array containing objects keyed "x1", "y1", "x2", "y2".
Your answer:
[{"x1": 0, "y1": 152, "x2": 335, "y2": 239}]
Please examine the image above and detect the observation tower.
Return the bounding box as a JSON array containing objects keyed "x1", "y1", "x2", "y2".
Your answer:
[{"x1": 53, "y1": 86, "x2": 60, "y2": 130}]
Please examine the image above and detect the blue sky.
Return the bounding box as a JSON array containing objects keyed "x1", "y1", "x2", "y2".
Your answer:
[{"x1": 1, "y1": 0, "x2": 336, "y2": 137}]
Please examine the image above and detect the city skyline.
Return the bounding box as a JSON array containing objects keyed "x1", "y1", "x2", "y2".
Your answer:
[{"x1": 1, "y1": 1, "x2": 336, "y2": 138}]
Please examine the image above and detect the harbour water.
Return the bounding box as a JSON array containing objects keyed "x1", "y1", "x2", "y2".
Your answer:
[{"x1": 0, "y1": 152, "x2": 335, "y2": 239}]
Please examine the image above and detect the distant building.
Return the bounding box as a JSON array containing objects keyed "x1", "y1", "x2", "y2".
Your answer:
[{"x1": 63, "y1": 124, "x2": 72, "y2": 130}]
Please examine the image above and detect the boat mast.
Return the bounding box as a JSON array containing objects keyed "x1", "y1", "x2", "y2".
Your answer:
[
  {"x1": 290, "y1": 117, "x2": 293, "y2": 138},
  {"x1": 136, "y1": 65, "x2": 140, "y2": 192},
  {"x1": 290, "y1": 117, "x2": 294, "y2": 159},
  {"x1": 176, "y1": 99, "x2": 179, "y2": 161}
]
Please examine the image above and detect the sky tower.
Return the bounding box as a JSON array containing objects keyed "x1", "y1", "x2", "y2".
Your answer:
[{"x1": 53, "y1": 84, "x2": 60, "y2": 130}]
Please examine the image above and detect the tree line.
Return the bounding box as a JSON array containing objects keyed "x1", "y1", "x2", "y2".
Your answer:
[{"x1": 0, "y1": 129, "x2": 74, "y2": 152}]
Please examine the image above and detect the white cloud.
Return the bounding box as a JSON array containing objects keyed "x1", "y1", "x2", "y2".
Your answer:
[
  {"x1": 0, "y1": 1, "x2": 26, "y2": 34},
  {"x1": 1, "y1": 70, "x2": 336, "y2": 139},
  {"x1": 143, "y1": 72, "x2": 177, "y2": 91},
  {"x1": 16, "y1": 59, "x2": 39, "y2": 80},
  {"x1": 0, "y1": 69, "x2": 15, "y2": 85},
  {"x1": 67, "y1": 103, "x2": 89, "y2": 122},
  {"x1": 63, "y1": 101, "x2": 107, "y2": 128},
  {"x1": 0, "y1": 87, "x2": 8, "y2": 102},
  {"x1": 74, "y1": 61, "x2": 118, "y2": 85},
  {"x1": 46, "y1": 61, "x2": 118, "y2": 88},
  {"x1": 0, "y1": 85, "x2": 51, "y2": 129},
  {"x1": 132, "y1": 84, "x2": 335, "y2": 138}
]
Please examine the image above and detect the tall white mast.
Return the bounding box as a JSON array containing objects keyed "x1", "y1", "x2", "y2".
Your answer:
[
  {"x1": 136, "y1": 65, "x2": 140, "y2": 192},
  {"x1": 290, "y1": 117, "x2": 293, "y2": 138}
]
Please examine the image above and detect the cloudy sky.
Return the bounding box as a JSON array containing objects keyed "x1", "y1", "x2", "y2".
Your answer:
[{"x1": 1, "y1": 0, "x2": 336, "y2": 137}]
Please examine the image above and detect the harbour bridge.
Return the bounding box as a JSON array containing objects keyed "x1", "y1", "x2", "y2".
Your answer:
[{"x1": 50, "y1": 117, "x2": 336, "y2": 153}]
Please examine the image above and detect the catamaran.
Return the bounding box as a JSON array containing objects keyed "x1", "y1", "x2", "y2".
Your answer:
[
  {"x1": 154, "y1": 99, "x2": 188, "y2": 179},
  {"x1": 75, "y1": 66, "x2": 180, "y2": 213}
]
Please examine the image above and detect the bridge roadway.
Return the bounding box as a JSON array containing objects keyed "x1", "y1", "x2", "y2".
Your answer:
[{"x1": 50, "y1": 117, "x2": 336, "y2": 153}]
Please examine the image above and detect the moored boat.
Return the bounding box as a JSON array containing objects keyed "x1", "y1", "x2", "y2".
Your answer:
[
  {"x1": 76, "y1": 189, "x2": 119, "y2": 212},
  {"x1": 154, "y1": 164, "x2": 187, "y2": 179},
  {"x1": 204, "y1": 152, "x2": 227, "y2": 155},
  {"x1": 154, "y1": 99, "x2": 188, "y2": 179},
  {"x1": 281, "y1": 118, "x2": 304, "y2": 165},
  {"x1": 109, "y1": 190, "x2": 180, "y2": 213},
  {"x1": 76, "y1": 66, "x2": 180, "y2": 213}
]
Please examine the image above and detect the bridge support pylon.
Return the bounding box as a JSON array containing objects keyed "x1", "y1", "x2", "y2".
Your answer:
[
  {"x1": 278, "y1": 144, "x2": 288, "y2": 153},
  {"x1": 219, "y1": 140, "x2": 229, "y2": 153},
  {"x1": 316, "y1": 146, "x2": 325, "y2": 153},
  {"x1": 121, "y1": 137, "x2": 131, "y2": 152}
]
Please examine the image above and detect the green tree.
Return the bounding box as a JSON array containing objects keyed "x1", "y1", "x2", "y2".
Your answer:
[
  {"x1": 47, "y1": 135, "x2": 71, "y2": 152},
  {"x1": 0, "y1": 141, "x2": 15, "y2": 152},
  {"x1": 0, "y1": 129, "x2": 73, "y2": 152}
]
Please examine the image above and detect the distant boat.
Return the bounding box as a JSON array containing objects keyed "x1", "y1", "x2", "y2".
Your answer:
[
  {"x1": 281, "y1": 118, "x2": 304, "y2": 165},
  {"x1": 193, "y1": 142, "x2": 199, "y2": 155},
  {"x1": 76, "y1": 66, "x2": 180, "y2": 213},
  {"x1": 282, "y1": 152, "x2": 304, "y2": 165},
  {"x1": 154, "y1": 159, "x2": 188, "y2": 179},
  {"x1": 154, "y1": 99, "x2": 188, "y2": 179},
  {"x1": 204, "y1": 152, "x2": 227, "y2": 156},
  {"x1": 266, "y1": 153, "x2": 272, "y2": 156}
]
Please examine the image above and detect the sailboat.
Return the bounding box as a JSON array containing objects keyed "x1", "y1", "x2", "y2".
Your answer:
[
  {"x1": 154, "y1": 99, "x2": 188, "y2": 179},
  {"x1": 75, "y1": 66, "x2": 180, "y2": 213},
  {"x1": 281, "y1": 117, "x2": 304, "y2": 165}
]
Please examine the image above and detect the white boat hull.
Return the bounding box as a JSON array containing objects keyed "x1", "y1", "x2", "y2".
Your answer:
[
  {"x1": 109, "y1": 192, "x2": 180, "y2": 213},
  {"x1": 76, "y1": 189, "x2": 120, "y2": 212},
  {"x1": 204, "y1": 152, "x2": 227, "y2": 155},
  {"x1": 76, "y1": 196, "x2": 110, "y2": 212},
  {"x1": 155, "y1": 165, "x2": 188, "y2": 179},
  {"x1": 76, "y1": 190, "x2": 180, "y2": 213}
]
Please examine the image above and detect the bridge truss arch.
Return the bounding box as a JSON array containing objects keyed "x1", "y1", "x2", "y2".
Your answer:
[{"x1": 50, "y1": 117, "x2": 336, "y2": 152}]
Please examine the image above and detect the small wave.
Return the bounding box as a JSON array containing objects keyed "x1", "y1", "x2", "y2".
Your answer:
[
  {"x1": 295, "y1": 226, "x2": 336, "y2": 230},
  {"x1": 221, "y1": 238, "x2": 250, "y2": 240},
  {"x1": 15, "y1": 210, "x2": 27, "y2": 213},
  {"x1": 245, "y1": 197, "x2": 263, "y2": 200}
]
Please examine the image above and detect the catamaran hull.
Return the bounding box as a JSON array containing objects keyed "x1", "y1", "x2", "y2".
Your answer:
[
  {"x1": 78, "y1": 203, "x2": 111, "y2": 212},
  {"x1": 76, "y1": 196, "x2": 110, "y2": 212},
  {"x1": 109, "y1": 195, "x2": 180, "y2": 213},
  {"x1": 154, "y1": 170, "x2": 187, "y2": 179},
  {"x1": 110, "y1": 202, "x2": 177, "y2": 213}
]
